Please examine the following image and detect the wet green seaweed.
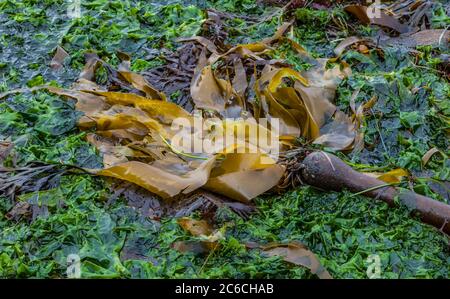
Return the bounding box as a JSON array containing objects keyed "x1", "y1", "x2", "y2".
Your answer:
[
  {"x1": 0, "y1": 91, "x2": 101, "y2": 168},
  {"x1": 2, "y1": 180, "x2": 448, "y2": 278},
  {"x1": 335, "y1": 47, "x2": 449, "y2": 202}
]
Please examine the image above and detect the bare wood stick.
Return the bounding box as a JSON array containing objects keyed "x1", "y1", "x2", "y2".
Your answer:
[{"x1": 301, "y1": 152, "x2": 450, "y2": 235}]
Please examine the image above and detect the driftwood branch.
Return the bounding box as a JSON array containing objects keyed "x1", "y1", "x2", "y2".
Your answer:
[{"x1": 301, "y1": 152, "x2": 450, "y2": 235}]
